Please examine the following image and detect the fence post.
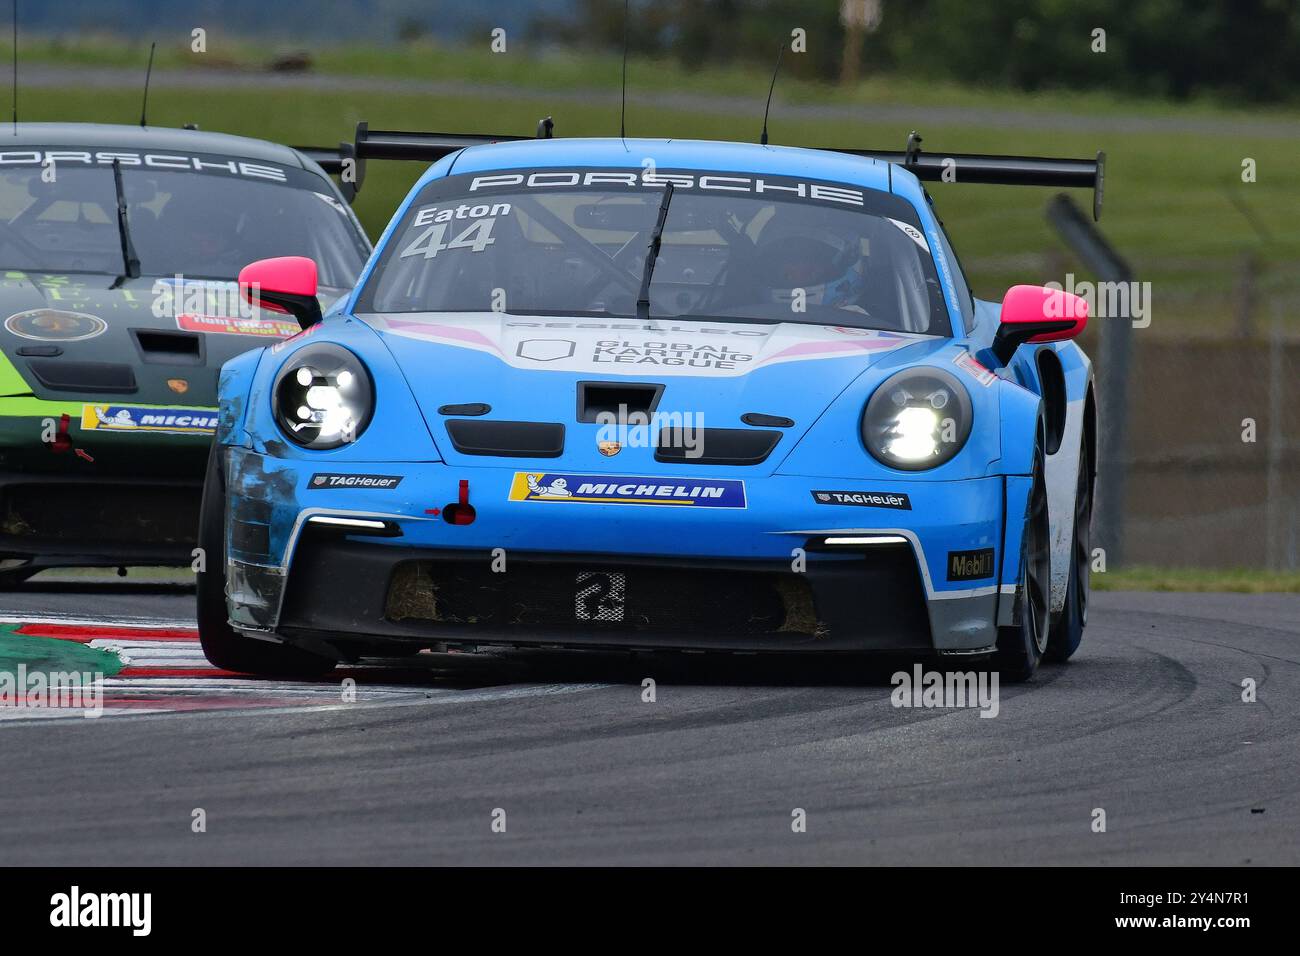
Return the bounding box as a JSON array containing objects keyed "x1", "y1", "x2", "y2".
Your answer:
[
  {"x1": 1265, "y1": 311, "x2": 1284, "y2": 570},
  {"x1": 1234, "y1": 252, "x2": 1258, "y2": 339}
]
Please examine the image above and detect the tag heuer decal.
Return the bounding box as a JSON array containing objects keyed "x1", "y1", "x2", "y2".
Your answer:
[
  {"x1": 811, "y1": 490, "x2": 912, "y2": 510},
  {"x1": 308, "y1": 473, "x2": 403, "y2": 490}
]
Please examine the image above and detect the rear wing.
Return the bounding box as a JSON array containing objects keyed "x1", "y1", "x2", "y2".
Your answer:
[
  {"x1": 296, "y1": 122, "x2": 1104, "y2": 220},
  {"x1": 295, "y1": 118, "x2": 554, "y2": 204},
  {"x1": 821, "y1": 132, "x2": 1105, "y2": 221}
]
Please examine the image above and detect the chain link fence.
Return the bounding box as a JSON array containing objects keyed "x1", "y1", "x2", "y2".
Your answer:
[{"x1": 969, "y1": 241, "x2": 1300, "y2": 572}]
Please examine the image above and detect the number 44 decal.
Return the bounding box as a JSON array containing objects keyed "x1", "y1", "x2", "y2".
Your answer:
[{"x1": 399, "y1": 218, "x2": 497, "y2": 259}]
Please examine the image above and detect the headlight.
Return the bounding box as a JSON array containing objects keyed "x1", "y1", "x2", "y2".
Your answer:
[
  {"x1": 862, "y1": 367, "x2": 972, "y2": 470},
  {"x1": 272, "y1": 343, "x2": 374, "y2": 449}
]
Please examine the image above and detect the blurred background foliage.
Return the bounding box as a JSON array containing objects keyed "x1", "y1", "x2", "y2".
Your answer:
[{"x1": 20, "y1": 0, "x2": 1300, "y2": 103}]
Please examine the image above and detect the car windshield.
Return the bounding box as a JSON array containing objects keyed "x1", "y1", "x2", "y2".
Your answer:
[
  {"x1": 0, "y1": 152, "x2": 369, "y2": 286},
  {"x1": 358, "y1": 167, "x2": 952, "y2": 335}
]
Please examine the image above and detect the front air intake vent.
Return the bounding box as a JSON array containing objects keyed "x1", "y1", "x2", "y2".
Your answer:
[
  {"x1": 577, "y1": 381, "x2": 664, "y2": 423},
  {"x1": 26, "y1": 359, "x2": 137, "y2": 394},
  {"x1": 656, "y1": 427, "x2": 780, "y2": 466},
  {"x1": 131, "y1": 329, "x2": 204, "y2": 366},
  {"x1": 445, "y1": 420, "x2": 565, "y2": 458}
]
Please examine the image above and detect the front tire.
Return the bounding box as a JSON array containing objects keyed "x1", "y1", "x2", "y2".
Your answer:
[
  {"x1": 994, "y1": 435, "x2": 1051, "y2": 682},
  {"x1": 196, "y1": 442, "x2": 335, "y2": 678},
  {"x1": 1046, "y1": 434, "x2": 1092, "y2": 662}
]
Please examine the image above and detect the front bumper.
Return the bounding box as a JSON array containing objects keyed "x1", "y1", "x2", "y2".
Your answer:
[
  {"x1": 0, "y1": 399, "x2": 212, "y2": 569},
  {"x1": 224, "y1": 448, "x2": 1019, "y2": 654},
  {"x1": 0, "y1": 470, "x2": 201, "y2": 569}
]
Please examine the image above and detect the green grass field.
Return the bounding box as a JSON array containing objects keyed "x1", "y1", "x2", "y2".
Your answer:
[
  {"x1": 1093, "y1": 566, "x2": 1300, "y2": 593},
  {"x1": 17, "y1": 38, "x2": 1300, "y2": 332}
]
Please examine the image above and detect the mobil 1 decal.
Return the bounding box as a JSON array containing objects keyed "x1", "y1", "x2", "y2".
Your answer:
[{"x1": 947, "y1": 548, "x2": 995, "y2": 581}]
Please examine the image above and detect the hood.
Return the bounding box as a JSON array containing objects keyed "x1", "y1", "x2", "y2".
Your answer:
[
  {"x1": 0, "y1": 272, "x2": 343, "y2": 406},
  {"x1": 356, "y1": 311, "x2": 938, "y2": 474}
]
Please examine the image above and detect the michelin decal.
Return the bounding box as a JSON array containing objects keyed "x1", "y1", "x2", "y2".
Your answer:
[
  {"x1": 81, "y1": 404, "x2": 218, "y2": 436},
  {"x1": 510, "y1": 472, "x2": 746, "y2": 508}
]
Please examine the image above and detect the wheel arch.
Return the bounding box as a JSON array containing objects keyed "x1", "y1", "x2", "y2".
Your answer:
[{"x1": 1035, "y1": 347, "x2": 1068, "y2": 456}]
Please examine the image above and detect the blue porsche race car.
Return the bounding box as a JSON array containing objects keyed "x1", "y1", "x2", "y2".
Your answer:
[{"x1": 199, "y1": 124, "x2": 1101, "y2": 681}]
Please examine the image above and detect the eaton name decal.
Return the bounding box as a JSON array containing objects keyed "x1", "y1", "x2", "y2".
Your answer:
[
  {"x1": 80, "y1": 404, "x2": 218, "y2": 435},
  {"x1": 509, "y1": 472, "x2": 746, "y2": 508}
]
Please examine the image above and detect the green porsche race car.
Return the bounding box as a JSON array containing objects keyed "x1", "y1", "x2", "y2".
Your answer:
[{"x1": 0, "y1": 122, "x2": 371, "y2": 585}]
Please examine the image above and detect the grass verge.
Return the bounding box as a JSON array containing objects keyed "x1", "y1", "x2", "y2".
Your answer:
[
  {"x1": 1094, "y1": 567, "x2": 1300, "y2": 593},
  {"x1": 0, "y1": 624, "x2": 124, "y2": 676}
]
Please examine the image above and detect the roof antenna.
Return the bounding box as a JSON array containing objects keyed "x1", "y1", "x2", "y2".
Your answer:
[
  {"x1": 619, "y1": 0, "x2": 629, "y2": 139},
  {"x1": 11, "y1": 0, "x2": 17, "y2": 135},
  {"x1": 759, "y1": 39, "x2": 785, "y2": 146},
  {"x1": 139, "y1": 41, "x2": 155, "y2": 128}
]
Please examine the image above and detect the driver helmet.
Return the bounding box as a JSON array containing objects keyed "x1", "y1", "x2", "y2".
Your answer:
[
  {"x1": 156, "y1": 190, "x2": 244, "y2": 262},
  {"x1": 759, "y1": 227, "x2": 866, "y2": 309}
]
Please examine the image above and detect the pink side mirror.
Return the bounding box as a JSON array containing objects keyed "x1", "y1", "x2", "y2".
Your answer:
[
  {"x1": 992, "y1": 284, "x2": 1088, "y2": 364},
  {"x1": 239, "y1": 256, "x2": 322, "y2": 330}
]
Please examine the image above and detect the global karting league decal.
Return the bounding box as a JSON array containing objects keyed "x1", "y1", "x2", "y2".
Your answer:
[
  {"x1": 367, "y1": 314, "x2": 926, "y2": 378},
  {"x1": 509, "y1": 472, "x2": 746, "y2": 508},
  {"x1": 812, "y1": 490, "x2": 913, "y2": 510}
]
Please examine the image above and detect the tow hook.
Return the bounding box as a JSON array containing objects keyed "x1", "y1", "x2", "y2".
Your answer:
[
  {"x1": 441, "y1": 479, "x2": 476, "y2": 525},
  {"x1": 48, "y1": 413, "x2": 95, "y2": 463}
]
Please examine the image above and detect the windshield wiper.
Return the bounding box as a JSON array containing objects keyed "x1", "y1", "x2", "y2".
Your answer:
[
  {"x1": 109, "y1": 159, "x2": 141, "y2": 288},
  {"x1": 636, "y1": 183, "x2": 674, "y2": 321}
]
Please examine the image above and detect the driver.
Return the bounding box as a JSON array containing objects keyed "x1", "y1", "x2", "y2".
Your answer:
[
  {"x1": 755, "y1": 226, "x2": 869, "y2": 314},
  {"x1": 147, "y1": 190, "x2": 249, "y2": 277}
]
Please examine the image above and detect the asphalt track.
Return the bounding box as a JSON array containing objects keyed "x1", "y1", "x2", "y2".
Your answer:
[{"x1": 1, "y1": 580, "x2": 1297, "y2": 865}]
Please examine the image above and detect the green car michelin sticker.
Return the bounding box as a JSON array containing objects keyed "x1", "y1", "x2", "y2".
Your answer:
[{"x1": 80, "y1": 404, "x2": 219, "y2": 436}]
